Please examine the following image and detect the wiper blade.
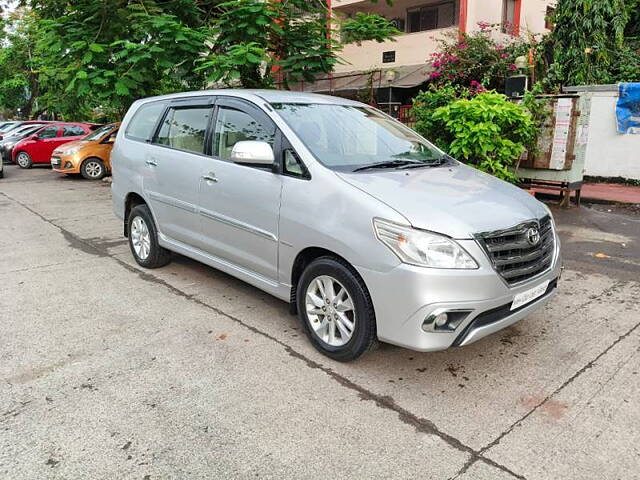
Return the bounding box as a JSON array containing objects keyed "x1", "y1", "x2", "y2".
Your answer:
[
  {"x1": 399, "y1": 154, "x2": 456, "y2": 169},
  {"x1": 353, "y1": 160, "x2": 424, "y2": 172}
]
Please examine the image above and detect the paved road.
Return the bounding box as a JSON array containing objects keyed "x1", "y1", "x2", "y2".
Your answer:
[{"x1": 1, "y1": 165, "x2": 639, "y2": 479}]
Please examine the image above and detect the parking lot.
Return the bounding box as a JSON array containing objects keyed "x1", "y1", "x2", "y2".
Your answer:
[{"x1": 1, "y1": 164, "x2": 639, "y2": 479}]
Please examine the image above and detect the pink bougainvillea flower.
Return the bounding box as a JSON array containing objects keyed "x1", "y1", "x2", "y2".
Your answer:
[{"x1": 509, "y1": 63, "x2": 517, "y2": 71}]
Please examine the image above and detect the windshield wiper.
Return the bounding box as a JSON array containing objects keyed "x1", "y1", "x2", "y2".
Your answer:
[
  {"x1": 397, "y1": 154, "x2": 456, "y2": 170},
  {"x1": 353, "y1": 160, "x2": 425, "y2": 172}
]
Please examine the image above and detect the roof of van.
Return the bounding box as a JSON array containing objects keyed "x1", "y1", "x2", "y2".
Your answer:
[{"x1": 136, "y1": 89, "x2": 362, "y2": 106}]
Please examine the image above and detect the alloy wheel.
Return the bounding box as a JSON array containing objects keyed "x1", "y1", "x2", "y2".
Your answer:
[
  {"x1": 17, "y1": 153, "x2": 30, "y2": 168},
  {"x1": 84, "y1": 160, "x2": 103, "y2": 178},
  {"x1": 131, "y1": 216, "x2": 151, "y2": 260},
  {"x1": 305, "y1": 275, "x2": 356, "y2": 347}
]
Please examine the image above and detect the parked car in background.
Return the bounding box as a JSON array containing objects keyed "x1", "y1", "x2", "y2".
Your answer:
[
  {"x1": 0, "y1": 121, "x2": 19, "y2": 132},
  {"x1": 112, "y1": 90, "x2": 561, "y2": 361},
  {"x1": 0, "y1": 120, "x2": 51, "y2": 139},
  {"x1": 51, "y1": 123, "x2": 119, "y2": 180},
  {"x1": 0, "y1": 125, "x2": 45, "y2": 164},
  {"x1": 12, "y1": 123, "x2": 99, "y2": 169}
]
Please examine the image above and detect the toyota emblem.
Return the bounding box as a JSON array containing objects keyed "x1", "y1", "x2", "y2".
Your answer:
[{"x1": 526, "y1": 227, "x2": 540, "y2": 246}]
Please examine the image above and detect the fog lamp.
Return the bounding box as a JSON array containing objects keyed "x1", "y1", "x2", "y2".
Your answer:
[
  {"x1": 422, "y1": 309, "x2": 473, "y2": 333},
  {"x1": 64, "y1": 162, "x2": 73, "y2": 169},
  {"x1": 434, "y1": 312, "x2": 448, "y2": 327}
]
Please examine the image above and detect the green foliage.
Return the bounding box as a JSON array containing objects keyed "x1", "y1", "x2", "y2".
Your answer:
[
  {"x1": 419, "y1": 93, "x2": 534, "y2": 182},
  {"x1": 34, "y1": 1, "x2": 206, "y2": 119},
  {"x1": 0, "y1": 10, "x2": 41, "y2": 117},
  {"x1": 412, "y1": 84, "x2": 469, "y2": 150},
  {"x1": 197, "y1": 0, "x2": 398, "y2": 89},
  {"x1": 548, "y1": 0, "x2": 629, "y2": 86},
  {"x1": 341, "y1": 12, "x2": 401, "y2": 45}
]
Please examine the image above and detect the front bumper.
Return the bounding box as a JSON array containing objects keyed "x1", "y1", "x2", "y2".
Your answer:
[
  {"x1": 356, "y1": 236, "x2": 562, "y2": 352},
  {"x1": 51, "y1": 154, "x2": 81, "y2": 174}
]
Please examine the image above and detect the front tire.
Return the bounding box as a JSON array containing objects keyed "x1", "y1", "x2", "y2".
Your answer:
[
  {"x1": 297, "y1": 256, "x2": 377, "y2": 362},
  {"x1": 128, "y1": 204, "x2": 172, "y2": 269},
  {"x1": 16, "y1": 152, "x2": 32, "y2": 169},
  {"x1": 80, "y1": 158, "x2": 106, "y2": 180}
]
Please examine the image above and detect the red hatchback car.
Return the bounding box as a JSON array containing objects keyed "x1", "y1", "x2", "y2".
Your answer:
[{"x1": 13, "y1": 123, "x2": 99, "y2": 169}]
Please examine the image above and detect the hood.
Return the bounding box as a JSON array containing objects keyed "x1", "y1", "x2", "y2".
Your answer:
[
  {"x1": 53, "y1": 140, "x2": 86, "y2": 154},
  {"x1": 337, "y1": 162, "x2": 547, "y2": 239}
]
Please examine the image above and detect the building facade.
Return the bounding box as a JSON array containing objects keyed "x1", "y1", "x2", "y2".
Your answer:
[
  {"x1": 333, "y1": 0, "x2": 555, "y2": 73},
  {"x1": 297, "y1": 1, "x2": 555, "y2": 116}
]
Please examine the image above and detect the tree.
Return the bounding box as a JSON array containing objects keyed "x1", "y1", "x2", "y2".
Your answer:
[
  {"x1": 197, "y1": 0, "x2": 399, "y2": 89},
  {"x1": 0, "y1": 9, "x2": 42, "y2": 118},
  {"x1": 548, "y1": 0, "x2": 629, "y2": 86},
  {"x1": 32, "y1": 0, "x2": 207, "y2": 119}
]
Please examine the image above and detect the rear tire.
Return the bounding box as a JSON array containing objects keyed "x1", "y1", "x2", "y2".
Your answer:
[
  {"x1": 296, "y1": 256, "x2": 377, "y2": 362},
  {"x1": 127, "y1": 204, "x2": 172, "y2": 269},
  {"x1": 80, "y1": 158, "x2": 106, "y2": 180},
  {"x1": 16, "y1": 152, "x2": 32, "y2": 169}
]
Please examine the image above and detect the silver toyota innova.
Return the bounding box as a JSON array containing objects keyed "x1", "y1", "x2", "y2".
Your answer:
[{"x1": 111, "y1": 90, "x2": 561, "y2": 361}]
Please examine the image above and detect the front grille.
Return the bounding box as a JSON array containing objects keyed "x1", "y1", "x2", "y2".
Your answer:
[
  {"x1": 476, "y1": 216, "x2": 555, "y2": 285},
  {"x1": 51, "y1": 156, "x2": 61, "y2": 168}
]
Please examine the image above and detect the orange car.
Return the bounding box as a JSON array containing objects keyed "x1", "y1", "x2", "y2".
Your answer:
[{"x1": 51, "y1": 123, "x2": 119, "y2": 180}]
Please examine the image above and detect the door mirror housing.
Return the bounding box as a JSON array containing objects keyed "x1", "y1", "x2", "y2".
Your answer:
[
  {"x1": 104, "y1": 133, "x2": 117, "y2": 144},
  {"x1": 230, "y1": 141, "x2": 274, "y2": 166}
]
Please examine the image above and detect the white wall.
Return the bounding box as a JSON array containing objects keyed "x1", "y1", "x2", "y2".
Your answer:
[{"x1": 584, "y1": 93, "x2": 640, "y2": 181}]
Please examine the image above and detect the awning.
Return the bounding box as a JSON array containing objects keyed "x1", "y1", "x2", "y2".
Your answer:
[{"x1": 288, "y1": 64, "x2": 433, "y2": 93}]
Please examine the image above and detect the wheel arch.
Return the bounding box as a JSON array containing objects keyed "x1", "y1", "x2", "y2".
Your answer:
[
  {"x1": 123, "y1": 192, "x2": 147, "y2": 237},
  {"x1": 289, "y1": 246, "x2": 368, "y2": 315}
]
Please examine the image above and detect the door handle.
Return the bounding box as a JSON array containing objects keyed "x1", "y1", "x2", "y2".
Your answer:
[
  {"x1": 145, "y1": 159, "x2": 157, "y2": 166},
  {"x1": 202, "y1": 173, "x2": 218, "y2": 183}
]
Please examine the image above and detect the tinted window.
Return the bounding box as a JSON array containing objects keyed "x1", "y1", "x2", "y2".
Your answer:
[
  {"x1": 125, "y1": 102, "x2": 166, "y2": 141},
  {"x1": 63, "y1": 125, "x2": 86, "y2": 137},
  {"x1": 155, "y1": 107, "x2": 210, "y2": 154},
  {"x1": 213, "y1": 107, "x2": 275, "y2": 160},
  {"x1": 37, "y1": 126, "x2": 59, "y2": 139}
]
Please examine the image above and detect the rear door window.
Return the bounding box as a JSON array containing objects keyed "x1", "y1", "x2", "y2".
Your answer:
[
  {"x1": 155, "y1": 106, "x2": 211, "y2": 154},
  {"x1": 63, "y1": 125, "x2": 86, "y2": 136},
  {"x1": 125, "y1": 102, "x2": 166, "y2": 141}
]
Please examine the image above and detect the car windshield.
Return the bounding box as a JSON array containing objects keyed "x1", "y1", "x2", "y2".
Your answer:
[
  {"x1": 272, "y1": 103, "x2": 444, "y2": 171},
  {"x1": 83, "y1": 124, "x2": 114, "y2": 141}
]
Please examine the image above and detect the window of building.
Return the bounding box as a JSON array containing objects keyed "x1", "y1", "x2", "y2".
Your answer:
[
  {"x1": 545, "y1": 6, "x2": 555, "y2": 30},
  {"x1": 502, "y1": 0, "x2": 518, "y2": 34},
  {"x1": 155, "y1": 106, "x2": 211, "y2": 154},
  {"x1": 407, "y1": 2, "x2": 456, "y2": 33}
]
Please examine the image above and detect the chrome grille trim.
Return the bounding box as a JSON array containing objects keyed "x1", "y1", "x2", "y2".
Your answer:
[{"x1": 475, "y1": 216, "x2": 555, "y2": 286}]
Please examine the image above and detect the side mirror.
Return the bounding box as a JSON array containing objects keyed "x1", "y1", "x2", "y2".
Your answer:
[
  {"x1": 105, "y1": 133, "x2": 117, "y2": 144},
  {"x1": 230, "y1": 141, "x2": 274, "y2": 166}
]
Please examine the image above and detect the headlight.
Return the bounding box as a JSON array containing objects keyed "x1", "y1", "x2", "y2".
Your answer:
[
  {"x1": 62, "y1": 146, "x2": 80, "y2": 155},
  {"x1": 373, "y1": 218, "x2": 478, "y2": 269}
]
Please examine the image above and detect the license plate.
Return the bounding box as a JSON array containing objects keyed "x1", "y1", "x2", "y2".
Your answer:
[{"x1": 511, "y1": 280, "x2": 549, "y2": 311}]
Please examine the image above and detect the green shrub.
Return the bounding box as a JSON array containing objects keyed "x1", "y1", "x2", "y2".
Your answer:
[
  {"x1": 429, "y1": 93, "x2": 534, "y2": 183},
  {"x1": 412, "y1": 84, "x2": 467, "y2": 151}
]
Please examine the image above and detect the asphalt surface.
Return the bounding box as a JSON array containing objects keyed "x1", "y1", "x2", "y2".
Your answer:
[{"x1": 1, "y1": 165, "x2": 639, "y2": 479}]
